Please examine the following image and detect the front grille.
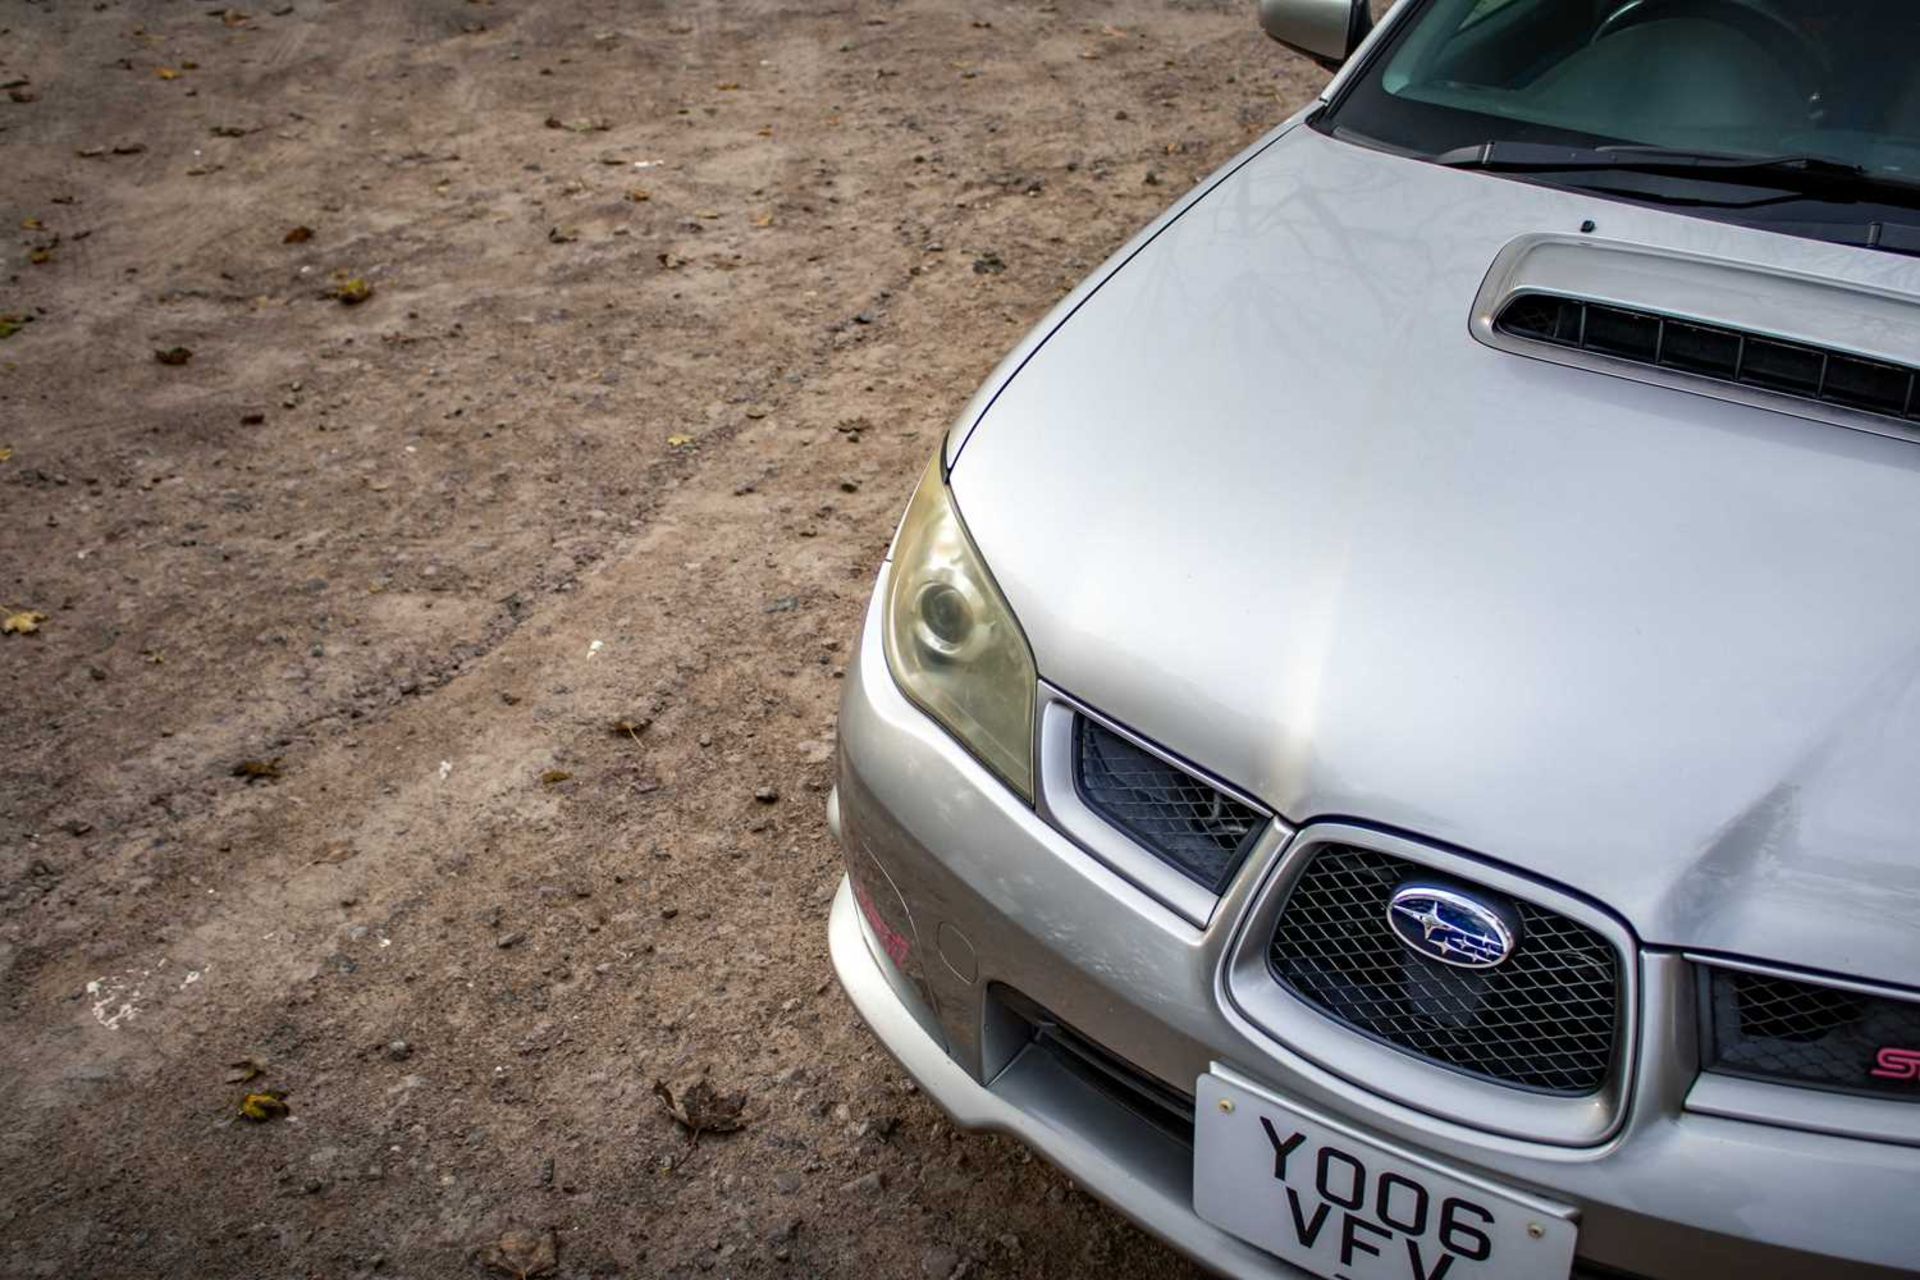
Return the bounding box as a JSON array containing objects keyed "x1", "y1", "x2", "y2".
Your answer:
[
  {"x1": 1268, "y1": 846, "x2": 1621, "y2": 1094},
  {"x1": 1073, "y1": 715, "x2": 1264, "y2": 894},
  {"x1": 1702, "y1": 967, "x2": 1920, "y2": 1100},
  {"x1": 1495, "y1": 291, "x2": 1920, "y2": 424}
]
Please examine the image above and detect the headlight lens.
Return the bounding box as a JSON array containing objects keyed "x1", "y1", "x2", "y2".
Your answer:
[{"x1": 882, "y1": 453, "x2": 1037, "y2": 800}]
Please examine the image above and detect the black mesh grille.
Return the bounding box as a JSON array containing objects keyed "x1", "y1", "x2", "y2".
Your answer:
[
  {"x1": 1496, "y1": 292, "x2": 1920, "y2": 423},
  {"x1": 1703, "y1": 967, "x2": 1920, "y2": 1100},
  {"x1": 1268, "y1": 846, "x2": 1621, "y2": 1094},
  {"x1": 1073, "y1": 716, "x2": 1263, "y2": 894}
]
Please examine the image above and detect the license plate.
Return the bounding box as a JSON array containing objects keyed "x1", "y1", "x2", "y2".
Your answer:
[{"x1": 1194, "y1": 1070, "x2": 1577, "y2": 1280}]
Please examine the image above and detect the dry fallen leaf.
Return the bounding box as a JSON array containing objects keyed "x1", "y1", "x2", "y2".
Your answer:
[
  {"x1": 539, "y1": 769, "x2": 573, "y2": 786},
  {"x1": 715, "y1": 81, "x2": 741, "y2": 90},
  {"x1": 334, "y1": 277, "x2": 373, "y2": 305},
  {"x1": 21, "y1": 217, "x2": 42, "y2": 231},
  {"x1": 693, "y1": 209, "x2": 720, "y2": 219},
  {"x1": 625, "y1": 187, "x2": 650, "y2": 202},
  {"x1": 3, "y1": 611, "x2": 47, "y2": 636},
  {"x1": 311, "y1": 843, "x2": 357, "y2": 865},
  {"x1": 666, "y1": 434, "x2": 694, "y2": 448},
  {"x1": 482, "y1": 1228, "x2": 557, "y2": 1280},
  {"x1": 224, "y1": 1057, "x2": 265, "y2": 1084},
  {"x1": 0, "y1": 317, "x2": 26, "y2": 340},
  {"x1": 0, "y1": 447, "x2": 12, "y2": 462},
  {"x1": 751, "y1": 213, "x2": 774, "y2": 228},
  {"x1": 610, "y1": 716, "x2": 650, "y2": 739},
  {"x1": 282, "y1": 225, "x2": 313, "y2": 244},
  {"x1": 154, "y1": 346, "x2": 192, "y2": 365},
  {"x1": 238, "y1": 1090, "x2": 289, "y2": 1122},
  {"x1": 231, "y1": 757, "x2": 283, "y2": 782},
  {"x1": 28, "y1": 249, "x2": 53, "y2": 265},
  {"x1": 156, "y1": 67, "x2": 182, "y2": 80},
  {"x1": 652, "y1": 1077, "x2": 747, "y2": 1144}
]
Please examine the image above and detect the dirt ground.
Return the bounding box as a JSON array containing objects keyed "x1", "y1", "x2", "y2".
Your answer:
[{"x1": 0, "y1": 3, "x2": 1324, "y2": 1276}]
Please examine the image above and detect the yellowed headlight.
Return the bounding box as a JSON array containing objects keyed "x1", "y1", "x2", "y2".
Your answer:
[{"x1": 882, "y1": 453, "x2": 1037, "y2": 800}]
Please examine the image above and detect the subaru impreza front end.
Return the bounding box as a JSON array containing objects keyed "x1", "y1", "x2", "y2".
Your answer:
[{"x1": 828, "y1": 1, "x2": 1920, "y2": 1276}]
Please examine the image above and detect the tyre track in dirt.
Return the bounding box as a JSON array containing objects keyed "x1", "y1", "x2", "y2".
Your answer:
[{"x1": 0, "y1": 3, "x2": 1323, "y2": 1276}]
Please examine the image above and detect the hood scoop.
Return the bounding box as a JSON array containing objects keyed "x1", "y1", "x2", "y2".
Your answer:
[{"x1": 1473, "y1": 235, "x2": 1920, "y2": 442}]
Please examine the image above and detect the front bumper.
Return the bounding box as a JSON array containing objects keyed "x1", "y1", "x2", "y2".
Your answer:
[
  {"x1": 830, "y1": 875, "x2": 1308, "y2": 1278},
  {"x1": 828, "y1": 579, "x2": 1920, "y2": 1279}
]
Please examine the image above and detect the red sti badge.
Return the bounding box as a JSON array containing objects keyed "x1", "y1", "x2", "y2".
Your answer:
[{"x1": 1869, "y1": 1047, "x2": 1920, "y2": 1082}]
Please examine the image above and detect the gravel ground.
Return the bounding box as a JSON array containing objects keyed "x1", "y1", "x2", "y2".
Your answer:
[{"x1": 0, "y1": 3, "x2": 1323, "y2": 1276}]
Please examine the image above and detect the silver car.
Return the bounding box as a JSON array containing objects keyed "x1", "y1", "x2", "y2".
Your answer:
[{"x1": 826, "y1": 1, "x2": 1920, "y2": 1276}]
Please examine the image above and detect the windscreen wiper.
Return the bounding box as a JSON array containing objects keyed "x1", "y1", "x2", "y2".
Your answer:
[{"x1": 1433, "y1": 141, "x2": 1920, "y2": 208}]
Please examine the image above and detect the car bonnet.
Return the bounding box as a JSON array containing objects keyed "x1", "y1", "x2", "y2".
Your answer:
[{"x1": 946, "y1": 122, "x2": 1920, "y2": 984}]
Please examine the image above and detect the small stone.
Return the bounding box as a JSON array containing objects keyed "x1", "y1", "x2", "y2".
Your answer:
[
  {"x1": 754, "y1": 786, "x2": 779, "y2": 804},
  {"x1": 496, "y1": 931, "x2": 525, "y2": 949},
  {"x1": 773, "y1": 1171, "x2": 802, "y2": 1193},
  {"x1": 385, "y1": 1039, "x2": 411, "y2": 1061},
  {"x1": 921, "y1": 1246, "x2": 960, "y2": 1279},
  {"x1": 840, "y1": 1170, "x2": 884, "y2": 1195}
]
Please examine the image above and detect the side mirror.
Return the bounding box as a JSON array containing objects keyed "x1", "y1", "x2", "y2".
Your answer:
[{"x1": 1257, "y1": 0, "x2": 1374, "y2": 70}]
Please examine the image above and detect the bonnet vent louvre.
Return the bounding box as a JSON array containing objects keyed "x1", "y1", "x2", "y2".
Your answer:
[{"x1": 1495, "y1": 293, "x2": 1920, "y2": 423}]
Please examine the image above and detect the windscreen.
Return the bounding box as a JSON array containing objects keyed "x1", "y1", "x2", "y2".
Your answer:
[{"x1": 1330, "y1": 0, "x2": 1920, "y2": 181}]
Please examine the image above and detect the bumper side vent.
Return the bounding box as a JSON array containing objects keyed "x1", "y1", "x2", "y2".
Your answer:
[
  {"x1": 1702, "y1": 966, "x2": 1920, "y2": 1101},
  {"x1": 1496, "y1": 292, "x2": 1920, "y2": 423},
  {"x1": 995, "y1": 986, "x2": 1195, "y2": 1145},
  {"x1": 1268, "y1": 846, "x2": 1621, "y2": 1095},
  {"x1": 1072, "y1": 715, "x2": 1264, "y2": 895}
]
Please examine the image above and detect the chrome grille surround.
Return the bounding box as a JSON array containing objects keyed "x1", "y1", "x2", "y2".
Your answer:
[{"x1": 1222, "y1": 823, "x2": 1639, "y2": 1147}]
